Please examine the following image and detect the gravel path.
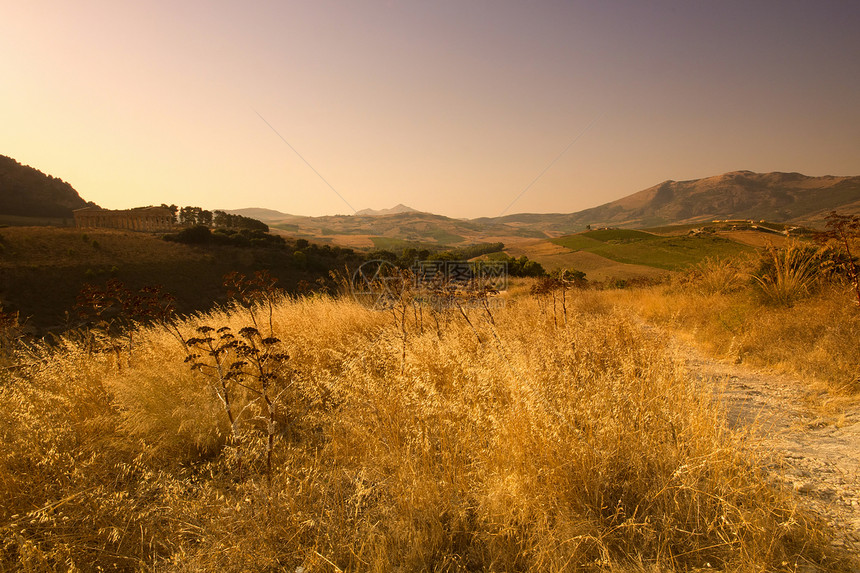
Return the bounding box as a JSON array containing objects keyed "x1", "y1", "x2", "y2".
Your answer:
[{"x1": 676, "y1": 340, "x2": 860, "y2": 557}]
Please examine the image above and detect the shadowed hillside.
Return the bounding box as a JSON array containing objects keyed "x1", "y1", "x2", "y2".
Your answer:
[
  {"x1": 0, "y1": 227, "x2": 363, "y2": 331},
  {"x1": 0, "y1": 155, "x2": 95, "y2": 219}
]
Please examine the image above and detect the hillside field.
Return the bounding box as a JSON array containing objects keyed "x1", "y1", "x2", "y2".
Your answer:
[
  {"x1": 0, "y1": 227, "x2": 362, "y2": 330},
  {"x1": 550, "y1": 229, "x2": 755, "y2": 271}
]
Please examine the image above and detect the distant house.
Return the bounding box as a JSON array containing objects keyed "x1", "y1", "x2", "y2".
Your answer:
[{"x1": 73, "y1": 206, "x2": 175, "y2": 232}]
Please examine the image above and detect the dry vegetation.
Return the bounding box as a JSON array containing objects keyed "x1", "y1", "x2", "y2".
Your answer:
[
  {"x1": 1, "y1": 280, "x2": 853, "y2": 571},
  {"x1": 606, "y1": 242, "x2": 860, "y2": 401}
]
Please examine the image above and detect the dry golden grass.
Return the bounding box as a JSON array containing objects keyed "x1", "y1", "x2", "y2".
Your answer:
[
  {"x1": 607, "y1": 273, "x2": 860, "y2": 399},
  {"x1": 0, "y1": 293, "x2": 851, "y2": 571}
]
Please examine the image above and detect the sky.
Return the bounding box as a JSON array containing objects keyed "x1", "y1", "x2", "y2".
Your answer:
[{"x1": 2, "y1": 1, "x2": 859, "y2": 219}]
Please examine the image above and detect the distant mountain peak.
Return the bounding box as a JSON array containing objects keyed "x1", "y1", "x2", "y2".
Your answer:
[
  {"x1": 355, "y1": 204, "x2": 419, "y2": 216},
  {"x1": 565, "y1": 170, "x2": 860, "y2": 228}
]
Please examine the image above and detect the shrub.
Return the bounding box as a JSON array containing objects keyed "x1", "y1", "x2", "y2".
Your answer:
[
  {"x1": 752, "y1": 242, "x2": 821, "y2": 306},
  {"x1": 818, "y1": 211, "x2": 860, "y2": 308},
  {"x1": 165, "y1": 224, "x2": 212, "y2": 244},
  {"x1": 682, "y1": 256, "x2": 749, "y2": 295}
]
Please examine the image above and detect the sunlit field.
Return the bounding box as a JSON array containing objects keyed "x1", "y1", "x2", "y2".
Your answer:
[
  {"x1": 600, "y1": 250, "x2": 860, "y2": 401},
  {"x1": 1, "y1": 282, "x2": 850, "y2": 572}
]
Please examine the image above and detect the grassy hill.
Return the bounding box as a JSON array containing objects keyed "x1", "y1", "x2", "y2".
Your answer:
[
  {"x1": 0, "y1": 227, "x2": 363, "y2": 331},
  {"x1": 255, "y1": 210, "x2": 549, "y2": 251},
  {"x1": 0, "y1": 155, "x2": 95, "y2": 220},
  {"x1": 550, "y1": 228, "x2": 755, "y2": 271}
]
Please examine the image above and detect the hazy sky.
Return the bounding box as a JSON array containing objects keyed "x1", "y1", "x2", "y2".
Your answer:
[{"x1": 3, "y1": 1, "x2": 859, "y2": 218}]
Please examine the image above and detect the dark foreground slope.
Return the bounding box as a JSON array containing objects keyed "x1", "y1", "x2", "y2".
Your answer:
[{"x1": 0, "y1": 227, "x2": 362, "y2": 331}]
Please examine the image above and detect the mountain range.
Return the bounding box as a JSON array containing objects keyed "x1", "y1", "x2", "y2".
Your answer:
[
  {"x1": 2, "y1": 153, "x2": 858, "y2": 244},
  {"x1": 549, "y1": 170, "x2": 860, "y2": 228},
  {"x1": 231, "y1": 171, "x2": 860, "y2": 246},
  {"x1": 355, "y1": 204, "x2": 419, "y2": 216}
]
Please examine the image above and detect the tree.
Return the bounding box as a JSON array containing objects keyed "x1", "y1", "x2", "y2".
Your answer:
[
  {"x1": 179, "y1": 206, "x2": 198, "y2": 226},
  {"x1": 198, "y1": 209, "x2": 213, "y2": 227},
  {"x1": 819, "y1": 211, "x2": 860, "y2": 308},
  {"x1": 160, "y1": 203, "x2": 179, "y2": 223}
]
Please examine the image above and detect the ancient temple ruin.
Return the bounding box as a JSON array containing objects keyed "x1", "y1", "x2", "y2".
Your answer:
[{"x1": 73, "y1": 206, "x2": 175, "y2": 232}]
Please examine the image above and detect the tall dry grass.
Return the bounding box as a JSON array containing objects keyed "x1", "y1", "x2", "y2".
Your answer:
[
  {"x1": 0, "y1": 293, "x2": 849, "y2": 571},
  {"x1": 611, "y1": 256, "x2": 860, "y2": 398}
]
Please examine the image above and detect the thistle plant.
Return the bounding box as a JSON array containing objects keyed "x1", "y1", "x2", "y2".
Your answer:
[
  {"x1": 228, "y1": 326, "x2": 291, "y2": 483},
  {"x1": 184, "y1": 324, "x2": 290, "y2": 483},
  {"x1": 185, "y1": 326, "x2": 241, "y2": 442}
]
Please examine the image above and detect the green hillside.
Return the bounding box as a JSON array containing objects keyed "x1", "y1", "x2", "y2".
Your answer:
[{"x1": 551, "y1": 229, "x2": 754, "y2": 270}]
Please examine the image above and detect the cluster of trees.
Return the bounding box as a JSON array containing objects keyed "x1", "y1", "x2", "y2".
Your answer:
[
  {"x1": 159, "y1": 205, "x2": 268, "y2": 231},
  {"x1": 366, "y1": 242, "x2": 505, "y2": 269},
  {"x1": 162, "y1": 226, "x2": 362, "y2": 275},
  {"x1": 492, "y1": 253, "x2": 547, "y2": 277},
  {"x1": 366, "y1": 243, "x2": 546, "y2": 277},
  {"x1": 164, "y1": 226, "x2": 284, "y2": 248}
]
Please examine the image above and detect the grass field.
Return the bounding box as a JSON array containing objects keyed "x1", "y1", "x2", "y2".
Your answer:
[
  {"x1": 503, "y1": 239, "x2": 667, "y2": 281},
  {"x1": 0, "y1": 215, "x2": 73, "y2": 227},
  {"x1": 370, "y1": 236, "x2": 443, "y2": 252},
  {"x1": 0, "y1": 289, "x2": 847, "y2": 571},
  {"x1": 551, "y1": 230, "x2": 755, "y2": 270}
]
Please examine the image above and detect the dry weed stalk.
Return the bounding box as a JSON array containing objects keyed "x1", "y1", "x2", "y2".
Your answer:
[
  {"x1": 819, "y1": 211, "x2": 860, "y2": 308},
  {"x1": 223, "y1": 270, "x2": 283, "y2": 336},
  {"x1": 74, "y1": 280, "x2": 182, "y2": 368},
  {"x1": 531, "y1": 269, "x2": 586, "y2": 327},
  {"x1": 185, "y1": 324, "x2": 291, "y2": 483}
]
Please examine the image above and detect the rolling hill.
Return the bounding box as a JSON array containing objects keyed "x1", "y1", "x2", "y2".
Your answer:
[
  {"x1": 355, "y1": 203, "x2": 419, "y2": 216},
  {"x1": 484, "y1": 171, "x2": 860, "y2": 232},
  {"x1": 235, "y1": 171, "x2": 860, "y2": 248}
]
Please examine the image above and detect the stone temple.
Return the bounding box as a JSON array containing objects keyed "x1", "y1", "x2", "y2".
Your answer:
[{"x1": 73, "y1": 206, "x2": 175, "y2": 232}]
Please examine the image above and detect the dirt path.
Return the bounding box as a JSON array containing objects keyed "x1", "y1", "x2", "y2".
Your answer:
[{"x1": 673, "y1": 337, "x2": 860, "y2": 555}]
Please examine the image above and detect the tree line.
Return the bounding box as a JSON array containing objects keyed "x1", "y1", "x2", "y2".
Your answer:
[{"x1": 160, "y1": 204, "x2": 269, "y2": 231}]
